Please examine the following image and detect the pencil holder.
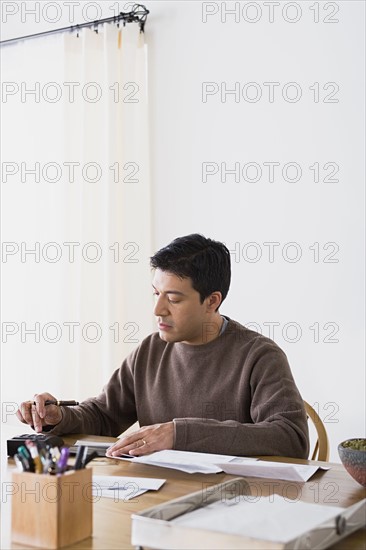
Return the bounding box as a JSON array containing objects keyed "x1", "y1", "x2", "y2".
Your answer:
[{"x1": 11, "y1": 468, "x2": 93, "y2": 548}]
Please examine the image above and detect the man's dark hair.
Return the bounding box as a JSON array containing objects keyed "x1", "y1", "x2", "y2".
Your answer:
[{"x1": 150, "y1": 234, "x2": 231, "y2": 309}]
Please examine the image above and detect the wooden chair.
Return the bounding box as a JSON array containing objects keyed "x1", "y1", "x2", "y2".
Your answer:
[{"x1": 304, "y1": 400, "x2": 330, "y2": 461}]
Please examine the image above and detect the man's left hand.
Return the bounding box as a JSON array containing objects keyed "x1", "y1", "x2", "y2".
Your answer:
[{"x1": 105, "y1": 421, "x2": 174, "y2": 457}]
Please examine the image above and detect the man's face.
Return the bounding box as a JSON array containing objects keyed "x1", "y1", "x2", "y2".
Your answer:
[{"x1": 152, "y1": 269, "x2": 216, "y2": 345}]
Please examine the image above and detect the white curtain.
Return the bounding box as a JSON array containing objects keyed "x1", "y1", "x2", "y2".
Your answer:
[{"x1": 1, "y1": 23, "x2": 153, "y2": 418}]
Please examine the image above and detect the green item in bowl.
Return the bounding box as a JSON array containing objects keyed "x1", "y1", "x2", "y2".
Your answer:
[{"x1": 340, "y1": 439, "x2": 366, "y2": 451}]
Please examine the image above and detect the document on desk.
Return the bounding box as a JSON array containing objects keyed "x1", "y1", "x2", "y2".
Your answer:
[
  {"x1": 172, "y1": 495, "x2": 345, "y2": 543},
  {"x1": 217, "y1": 460, "x2": 330, "y2": 482},
  {"x1": 92, "y1": 475, "x2": 165, "y2": 501},
  {"x1": 115, "y1": 450, "x2": 255, "y2": 474},
  {"x1": 75, "y1": 439, "x2": 115, "y2": 448}
]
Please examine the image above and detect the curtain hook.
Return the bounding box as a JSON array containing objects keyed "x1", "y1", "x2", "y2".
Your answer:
[{"x1": 72, "y1": 24, "x2": 80, "y2": 38}]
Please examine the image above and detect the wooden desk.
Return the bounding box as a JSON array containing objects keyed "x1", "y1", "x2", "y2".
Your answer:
[{"x1": 2, "y1": 435, "x2": 365, "y2": 549}]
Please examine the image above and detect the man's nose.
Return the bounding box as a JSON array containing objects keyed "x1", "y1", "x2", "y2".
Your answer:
[{"x1": 153, "y1": 295, "x2": 169, "y2": 317}]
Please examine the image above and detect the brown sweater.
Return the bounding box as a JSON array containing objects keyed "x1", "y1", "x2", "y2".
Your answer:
[{"x1": 48, "y1": 318, "x2": 309, "y2": 458}]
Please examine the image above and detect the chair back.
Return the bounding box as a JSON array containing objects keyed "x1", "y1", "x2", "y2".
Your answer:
[{"x1": 304, "y1": 400, "x2": 330, "y2": 461}]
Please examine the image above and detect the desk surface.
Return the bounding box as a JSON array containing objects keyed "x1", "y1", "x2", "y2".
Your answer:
[{"x1": 2, "y1": 435, "x2": 366, "y2": 549}]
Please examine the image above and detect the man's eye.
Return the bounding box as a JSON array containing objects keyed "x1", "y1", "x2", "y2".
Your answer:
[{"x1": 168, "y1": 298, "x2": 179, "y2": 304}]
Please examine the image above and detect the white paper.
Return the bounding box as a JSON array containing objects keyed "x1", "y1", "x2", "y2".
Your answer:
[
  {"x1": 75, "y1": 439, "x2": 115, "y2": 448},
  {"x1": 172, "y1": 495, "x2": 344, "y2": 543},
  {"x1": 92, "y1": 487, "x2": 147, "y2": 501},
  {"x1": 92, "y1": 475, "x2": 166, "y2": 491},
  {"x1": 218, "y1": 460, "x2": 330, "y2": 482},
  {"x1": 92, "y1": 475, "x2": 165, "y2": 501},
  {"x1": 114, "y1": 450, "x2": 254, "y2": 474}
]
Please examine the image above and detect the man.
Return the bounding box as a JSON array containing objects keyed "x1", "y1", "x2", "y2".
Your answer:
[{"x1": 17, "y1": 234, "x2": 309, "y2": 458}]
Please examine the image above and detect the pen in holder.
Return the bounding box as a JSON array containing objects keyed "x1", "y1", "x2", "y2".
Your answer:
[{"x1": 11, "y1": 468, "x2": 92, "y2": 549}]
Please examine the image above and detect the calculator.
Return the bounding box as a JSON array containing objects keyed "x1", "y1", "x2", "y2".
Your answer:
[{"x1": 7, "y1": 434, "x2": 64, "y2": 456}]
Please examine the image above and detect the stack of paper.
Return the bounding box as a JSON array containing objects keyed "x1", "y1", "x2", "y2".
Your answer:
[
  {"x1": 115, "y1": 450, "x2": 328, "y2": 481},
  {"x1": 116, "y1": 450, "x2": 252, "y2": 474},
  {"x1": 77, "y1": 441, "x2": 329, "y2": 481}
]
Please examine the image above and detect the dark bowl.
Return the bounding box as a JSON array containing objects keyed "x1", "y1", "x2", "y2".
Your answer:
[{"x1": 338, "y1": 438, "x2": 366, "y2": 487}]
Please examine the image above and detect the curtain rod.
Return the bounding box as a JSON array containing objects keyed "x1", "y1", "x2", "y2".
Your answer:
[{"x1": 0, "y1": 3, "x2": 149, "y2": 47}]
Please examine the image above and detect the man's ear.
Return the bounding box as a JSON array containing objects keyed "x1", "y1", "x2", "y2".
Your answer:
[{"x1": 206, "y1": 291, "x2": 222, "y2": 312}]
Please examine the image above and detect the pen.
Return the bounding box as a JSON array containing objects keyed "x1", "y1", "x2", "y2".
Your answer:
[
  {"x1": 57, "y1": 447, "x2": 70, "y2": 473},
  {"x1": 49, "y1": 446, "x2": 61, "y2": 461},
  {"x1": 74, "y1": 445, "x2": 86, "y2": 470},
  {"x1": 32, "y1": 400, "x2": 79, "y2": 406},
  {"x1": 81, "y1": 446, "x2": 89, "y2": 468},
  {"x1": 14, "y1": 453, "x2": 25, "y2": 472},
  {"x1": 14, "y1": 452, "x2": 29, "y2": 472},
  {"x1": 26, "y1": 440, "x2": 43, "y2": 474},
  {"x1": 17, "y1": 446, "x2": 33, "y2": 472}
]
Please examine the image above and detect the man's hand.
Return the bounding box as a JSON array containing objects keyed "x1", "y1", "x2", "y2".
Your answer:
[
  {"x1": 16, "y1": 393, "x2": 63, "y2": 433},
  {"x1": 106, "y1": 422, "x2": 174, "y2": 457}
]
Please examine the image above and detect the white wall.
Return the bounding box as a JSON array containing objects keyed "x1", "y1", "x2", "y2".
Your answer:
[
  {"x1": 1, "y1": 1, "x2": 365, "y2": 462},
  {"x1": 145, "y1": 0, "x2": 365, "y2": 462}
]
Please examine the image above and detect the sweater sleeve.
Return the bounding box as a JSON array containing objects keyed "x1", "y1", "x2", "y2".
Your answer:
[
  {"x1": 173, "y1": 343, "x2": 310, "y2": 459},
  {"x1": 42, "y1": 351, "x2": 138, "y2": 437}
]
